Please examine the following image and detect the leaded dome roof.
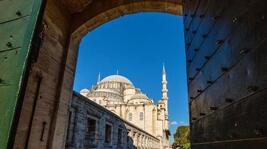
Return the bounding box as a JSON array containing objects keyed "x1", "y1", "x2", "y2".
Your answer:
[{"x1": 100, "y1": 75, "x2": 133, "y2": 85}]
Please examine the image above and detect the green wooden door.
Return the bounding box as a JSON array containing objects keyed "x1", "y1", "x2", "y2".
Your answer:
[{"x1": 0, "y1": 0, "x2": 43, "y2": 148}]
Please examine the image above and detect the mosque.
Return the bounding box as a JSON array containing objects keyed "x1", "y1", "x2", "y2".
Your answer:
[{"x1": 80, "y1": 66, "x2": 170, "y2": 148}]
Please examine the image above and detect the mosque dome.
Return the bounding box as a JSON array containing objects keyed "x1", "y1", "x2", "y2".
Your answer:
[
  {"x1": 100, "y1": 75, "x2": 133, "y2": 85},
  {"x1": 86, "y1": 75, "x2": 134, "y2": 103}
]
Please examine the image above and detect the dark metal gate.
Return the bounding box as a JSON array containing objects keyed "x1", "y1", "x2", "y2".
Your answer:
[{"x1": 184, "y1": 0, "x2": 267, "y2": 148}]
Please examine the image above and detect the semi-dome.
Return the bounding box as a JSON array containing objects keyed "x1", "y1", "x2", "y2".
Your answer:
[
  {"x1": 100, "y1": 75, "x2": 133, "y2": 85},
  {"x1": 130, "y1": 93, "x2": 149, "y2": 100},
  {"x1": 128, "y1": 93, "x2": 152, "y2": 105}
]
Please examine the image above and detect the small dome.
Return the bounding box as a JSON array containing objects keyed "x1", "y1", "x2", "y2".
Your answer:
[
  {"x1": 80, "y1": 88, "x2": 89, "y2": 93},
  {"x1": 100, "y1": 75, "x2": 133, "y2": 85},
  {"x1": 131, "y1": 93, "x2": 148, "y2": 100}
]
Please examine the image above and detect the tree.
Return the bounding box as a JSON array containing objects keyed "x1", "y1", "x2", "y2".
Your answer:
[{"x1": 172, "y1": 126, "x2": 190, "y2": 149}]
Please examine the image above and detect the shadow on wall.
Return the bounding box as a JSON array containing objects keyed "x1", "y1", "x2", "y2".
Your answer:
[{"x1": 66, "y1": 92, "x2": 159, "y2": 149}]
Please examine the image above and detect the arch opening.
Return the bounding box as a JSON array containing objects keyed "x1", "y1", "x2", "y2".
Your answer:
[{"x1": 73, "y1": 12, "x2": 187, "y2": 149}]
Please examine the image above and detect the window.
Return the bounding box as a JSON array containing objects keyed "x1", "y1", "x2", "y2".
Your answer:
[
  {"x1": 87, "y1": 118, "x2": 96, "y2": 133},
  {"x1": 117, "y1": 128, "x2": 123, "y2": 145},
  {"x1": 86, "y1": 116, "x2": 98, "y2": 145},
  {"x1": 105, "y1": 123, "x2": 113, "y2": 144},
  {"x1": 140, "y1": 112, "x2": 144, "y2": 120},
  {"x1": 128, "y1": 113, "x2": 132, "y2": 121}
]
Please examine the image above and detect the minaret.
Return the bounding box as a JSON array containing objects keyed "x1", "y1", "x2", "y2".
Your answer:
[
  {"x1": 162, "y1": 64, "x2": 169, "y2": 145},
  {"x1": 162, "y1": 64, "x2": 168, "y2": 100},
  {"x1": 162, "y1": 64, "x2": 169, "y2": 122}
]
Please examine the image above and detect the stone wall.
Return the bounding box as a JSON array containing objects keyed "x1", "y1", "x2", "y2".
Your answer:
[
  {"x1": 68, "y1": 92, "x2": 160, "y2": 149},
  {"x1": 13, "y1": 0, "x2": 72, "y2": 148}
]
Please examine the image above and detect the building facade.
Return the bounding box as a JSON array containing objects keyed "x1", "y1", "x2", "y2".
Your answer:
[
  {"x1": 67, "y1": 92, "x2": 160, "y2": 149},
  {"x1": 79, "y1": 66, "x2": 170, "y2": 148}
]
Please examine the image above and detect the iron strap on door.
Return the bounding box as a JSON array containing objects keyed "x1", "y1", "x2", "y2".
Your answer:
[{"x1": 0, "y1": 0, "x2": 44, "y2": 148}]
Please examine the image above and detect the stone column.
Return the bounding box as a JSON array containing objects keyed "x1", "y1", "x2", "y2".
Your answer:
[
  {"x1": 140, "y1": 135, "x2": 144, "y2": 149},
  {"x1": 137, "y1": 133, "x2": 140, "y2": 149},
  {"x1": 145, "y1": 137, "x2": 148, "y2": 149},
  {"x1": 133, "y1": 132, "x2": 137, "y2": 147},
  {"x1": 148, "y1": 138, "x2": 151, "y2": 149}
]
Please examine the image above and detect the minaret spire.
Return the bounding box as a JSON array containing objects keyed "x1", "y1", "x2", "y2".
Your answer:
[
  {"x1": 162, "y1": 63, "x2": 166, "y2": 75},
  {"x1": 97, "y1": 72, "x2": 101, "y2": 84},
  {"x1": 162, "y1": 64, "x2": 168, "y2": 100}
]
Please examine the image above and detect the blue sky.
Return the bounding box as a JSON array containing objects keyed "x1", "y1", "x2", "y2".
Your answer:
[{"x1": 73, "y1": 12, "x2": 189, "y2": 143}]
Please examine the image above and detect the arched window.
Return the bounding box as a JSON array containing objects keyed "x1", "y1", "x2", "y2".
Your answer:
[
  {"x1": 140, "y1": 112, "x2": 144, "y2": 121},
  {"x1": 128, "y1": 113, "x2": 132, "y2": 121}
]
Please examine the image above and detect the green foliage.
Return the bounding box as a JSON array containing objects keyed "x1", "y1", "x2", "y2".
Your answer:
[{"x1": 172, "y1": 126, "x2": 190, "y2": 149}]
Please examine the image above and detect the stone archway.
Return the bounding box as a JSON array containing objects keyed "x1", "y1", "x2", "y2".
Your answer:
[
  {"x1": 12, "y1": 0, "x2": 183, "y2": 149},
  {"x1": 71, "y1": 1, "x2": 183, "y2": 38}
]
